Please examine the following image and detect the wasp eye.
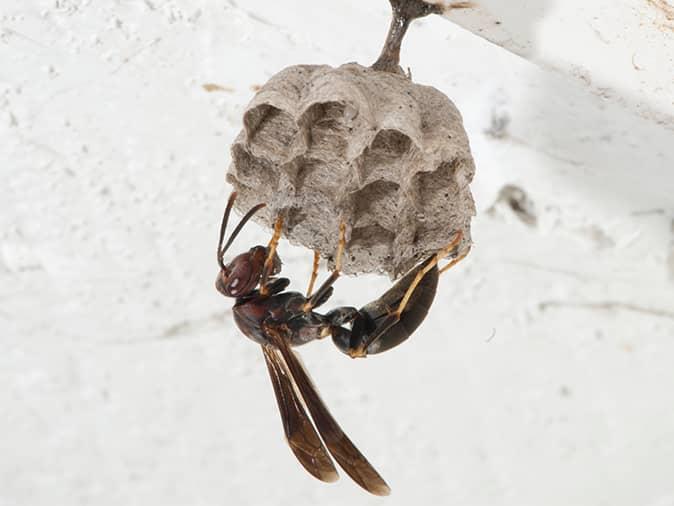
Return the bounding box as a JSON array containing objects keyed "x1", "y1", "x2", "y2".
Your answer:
[{"x1": 229, "y1": 277, "x2": 240, "y2": 294}]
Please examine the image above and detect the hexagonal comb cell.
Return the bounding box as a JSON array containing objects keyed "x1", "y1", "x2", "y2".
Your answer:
[
  {"x1": 295, "y1": 158, "x2": 343, "y2": 196},
  {"x1": 245, "y1": 104, "x2": 299, "y2": 161},
  {"x1": 352, "y1": 180, "x2": 400, "y2": 231},
  {"x1": 302, "y1": 102, "x2": 351, "y2": 161},
  {"x1": 412, "y1": 162, "x2": 462, "y2": 246},
  {"x1": 358, "y1": 129, "x2": 415, "y2": 185}
]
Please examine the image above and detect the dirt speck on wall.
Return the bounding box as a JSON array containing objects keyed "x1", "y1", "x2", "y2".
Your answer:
[{"x1": 647, "y1": 0, "x2": 674, "y2": 30}]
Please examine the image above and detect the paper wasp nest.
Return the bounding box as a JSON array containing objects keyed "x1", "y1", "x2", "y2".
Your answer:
[
  {"x1": 226, "y1": 63, "x2": 475, "y2": 278},
  {"x1": 226, "y1": 1, "x2": 476, "y2": 278}
]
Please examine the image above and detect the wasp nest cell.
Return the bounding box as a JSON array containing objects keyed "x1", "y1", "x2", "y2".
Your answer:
[{"x1": 227, "y1": 62, "x2": 475, "y2": 278}]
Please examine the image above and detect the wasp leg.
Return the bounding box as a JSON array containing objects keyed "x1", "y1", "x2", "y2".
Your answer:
[
  {"x1": 333, "y1": 231, "x2": 466, "y2": 358},
  {"x1": 439, "y1": 244, "x2": 471, "y2": 275},
  {"x1": 330, "y1": 256, "x2": 438, "y2": 358},
  {"x1": 266, "y1": 277, "x2": 291, "y2": 296},
  {"x1": 259, "y1": 215, "x2": 284, "y2": 295},
  {"x1": 354, "y1": 231, "x2": 465, "y2": 356},
  {"x1": 306, "y1": 250, "x2": 321, "y2": 298},
  {"x1": 302, "y1": 222, "x2": 346, "y2": 312}
]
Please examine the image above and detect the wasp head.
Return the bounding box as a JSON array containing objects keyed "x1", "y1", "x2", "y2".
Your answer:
[{"x1": 215, "y1": 193, "x2": 279, "y2": 298}]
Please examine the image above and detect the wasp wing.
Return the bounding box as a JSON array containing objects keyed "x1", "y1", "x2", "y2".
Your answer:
[
  {"x1": 262, "y1": 345, "x2": 338, "y2": 483},
  {"x1": 265, "y1": 325, "x2": 391, "y2": 496}
]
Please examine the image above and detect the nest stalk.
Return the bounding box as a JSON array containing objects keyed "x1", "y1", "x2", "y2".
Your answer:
[
  {"x1": 372, "y1": 0, "x2": 473, "y2": 73},
  {"x1": 372, "y1": 0, "x2": 440, "y2": 73}
]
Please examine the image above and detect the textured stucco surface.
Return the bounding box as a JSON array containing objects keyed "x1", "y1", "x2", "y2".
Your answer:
[{"x1": 2, "y1": 1, "x2": 674, "y2": 505}]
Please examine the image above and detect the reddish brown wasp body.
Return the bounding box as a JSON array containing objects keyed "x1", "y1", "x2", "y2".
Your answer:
[{"x1": 216, "y1": 192, "x2": 468, "y2": 495}]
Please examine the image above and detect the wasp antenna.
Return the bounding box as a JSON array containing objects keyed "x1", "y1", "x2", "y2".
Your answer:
[
  {"x1": 221, "y1": 202, "x2": 267, "y2": 256},
  {"x1": 218, "y1": 192, "x2": 238, "y2": 270}
]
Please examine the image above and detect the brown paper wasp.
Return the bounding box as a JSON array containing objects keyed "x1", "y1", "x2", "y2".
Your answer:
[{"x1": 216, "y1": 192, "x2": 468, "y2": 495}]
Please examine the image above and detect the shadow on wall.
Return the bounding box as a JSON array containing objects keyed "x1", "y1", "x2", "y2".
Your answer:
[
  {"x1": 468, "y1": 0, "x2": 674, "y2": 245},
  {"x1": 520, "y1": 69, "x2": 673, "y2": 214},
  {"x1": 443, "y1": 0, "x2": 554, "y2": 58}
]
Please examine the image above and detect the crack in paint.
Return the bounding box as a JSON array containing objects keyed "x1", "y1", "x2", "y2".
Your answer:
[{"x1": 539, "y1": 300, "x2": 674, "y2": 320}]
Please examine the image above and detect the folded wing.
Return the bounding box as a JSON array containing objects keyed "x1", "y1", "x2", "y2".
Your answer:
[
  {"x1": 265, "y1": 324, "x2": 391, "y2": 496},
  {"x1": 262, "y1": 345, "x2": 338, "y2": 483}
]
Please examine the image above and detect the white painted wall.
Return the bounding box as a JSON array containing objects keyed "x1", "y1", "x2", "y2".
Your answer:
[
  {"x1": 444, "y1": 0, "x2": 674, "y2": 126},
  {"x1": 2, "y1": 1, "x2": 673, "y2": 505}
]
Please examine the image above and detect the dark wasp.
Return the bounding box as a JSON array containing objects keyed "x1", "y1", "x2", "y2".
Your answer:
[{"x1": 216, "y1": 192, "x2": 469, "y2": 495}]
